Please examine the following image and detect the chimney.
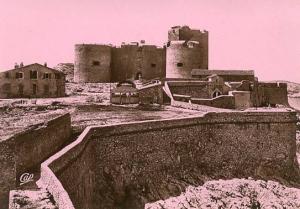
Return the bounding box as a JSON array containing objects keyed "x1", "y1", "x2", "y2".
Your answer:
[
  {"x1": 44, "y1": 62, "x2": 47, "y2": 67},
  {"x1": 14, "y1": 63, "x2": 19, "y2": 69},
  {"x1": 20, "y1": 62, "x2": 24, "y2": 67}
]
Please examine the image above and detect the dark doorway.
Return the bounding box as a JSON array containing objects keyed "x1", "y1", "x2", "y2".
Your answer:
[
  {"x1": 44, "y1": 85, "x2": 49, "y2": 95},
  {"x1": 18, "y1": 84, "x2": 24, "y2": 96},
  {"x1": 212, "y1": 90, "x2": 221, "y2": 98},
  {"x1": 32, "y1": 84, "x2": 37, "y2": 95},
  {"x1": 135, "y1": 72, "x2": 142, "y2": 80}
]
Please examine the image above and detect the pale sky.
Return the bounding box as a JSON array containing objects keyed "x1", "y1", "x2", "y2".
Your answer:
[{"x1": 0, "y1": 0, "x2": 299, "y2": 82}]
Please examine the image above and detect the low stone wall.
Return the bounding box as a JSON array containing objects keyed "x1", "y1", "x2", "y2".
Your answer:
[
  {"x1": 191, "y1": 69, "x2": 255, "y2": 82},
  {"x1": 39, "y1": 126, "x2": 95, "y2": 209},
  {"x1": 171, "y1": 100, "x2": 210, "y2": 111},
  {"x1": 41, "y1": 110, "x2": 299, "y2": 209},
  {"x1": 138, "y1": 84, "x2": 163, "y2": 104},
  {"x1": 252, "y1": 82, "x2": 288, "y2": 107},
  {"x1": 168, "y1": 82, "x2": 211, "y2": 98},
  {"x1": 173, "y1": 92, "x2": 249, "y2": 110},
  {"x1": 0, "y1": 113, "x2": 71, "y2": 209},
  {"x1": 191, "y1": 95, "x2": 235, "y2": 109}
]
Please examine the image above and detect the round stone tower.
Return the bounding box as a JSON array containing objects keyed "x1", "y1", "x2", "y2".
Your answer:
[
  {"x1": 166, "y1": 41, "x2": 204, "y2": 78},
  {"x1": 74, "y1": 44, "x2": 112, "y2": 83},
  {"x1": 166, "y1": 26, "x2": 208, "y2": 79}
]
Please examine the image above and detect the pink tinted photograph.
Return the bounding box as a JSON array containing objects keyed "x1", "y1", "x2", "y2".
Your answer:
[{"x1": 0, "y1": 0, "x2": 300, "y2": 209}]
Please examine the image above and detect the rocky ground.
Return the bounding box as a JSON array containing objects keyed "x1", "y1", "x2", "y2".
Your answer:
[
  {"x1": 54, "y1": 63, "x2": 74, "y2": 82},
  {"x1": 9, "y1": 190, "x2": 57, "y2": 209},
  {"x1": 0, "y1": 107, "x2": 66, "y2": 141},
  {"x1": 286, "y1": 81, "x2": 300, "y2": 98},
  {"x1": 146, "y1": 116, "x2": 300, "y2": 209},
  {"x1": 145, "y1": 178, "x2": 300, "y2": 209}
]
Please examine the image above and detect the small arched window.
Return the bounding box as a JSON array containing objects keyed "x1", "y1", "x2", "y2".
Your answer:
[{"x1": 212, "y1": 89, "x2": 222, "y2": 98}]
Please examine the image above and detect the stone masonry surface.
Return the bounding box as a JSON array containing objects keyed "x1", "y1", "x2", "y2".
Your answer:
[{"x1": 40, "y1": 110, "x2": 299, "y2": 209}]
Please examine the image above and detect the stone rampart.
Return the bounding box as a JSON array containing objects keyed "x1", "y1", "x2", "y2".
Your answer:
[{"x1": 40, "y1": 111, "x2": 299, "y2": 209}]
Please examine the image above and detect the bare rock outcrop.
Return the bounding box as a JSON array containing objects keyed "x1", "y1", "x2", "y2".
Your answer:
[
  {"x1": 146, "y1": 178, "x2": 300, "y2": 209},
  {"x1": 54, "y1": 63, "x2": 74, "y2": 82}
]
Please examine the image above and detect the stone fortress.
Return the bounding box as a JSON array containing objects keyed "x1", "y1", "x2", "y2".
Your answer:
[
  {"x1": 1, "y1": 26, "x2": 299, "y2": 209},
  {"x1": 74, "y1": 25, "x2": 208, "y2": 82},
  {"x1": 74, "y1": 25, "x2": 288, "y2": 110},
  {"x1": 0, "y1": 25, "x2": 288, "y2": 110}
]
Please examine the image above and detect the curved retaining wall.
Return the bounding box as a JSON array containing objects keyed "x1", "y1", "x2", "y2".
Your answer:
[{"x1": 40, "y1": 111, "x2": 299, "y2": 209}]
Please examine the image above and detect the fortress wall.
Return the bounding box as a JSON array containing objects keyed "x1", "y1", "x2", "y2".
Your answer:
[
  {"x1": 92, "y1": 112, "x2": 298, "y2": 208},
  {"x1": 191, "y1": 96, "x2": 235, "y2": 109},
  {"x1": 218, "y1": 74, "x2": 255, "y2": 82},
  {"x1": 111, "y1": 45, "x2": 139, "y2": 82},
  {"x1": 168, "y1": 82, "x2": 211, "y2": 98},
  {"x1": 170, "y1": 85, "x2": 210, "y2": 98},
  {"x1": 0, "y1": 138, "x2": 15, "y2": 209},
  {"x1": 74, "y1": 44, "x2": 112, "y2": 83},
  {"x1": 191, "y1": 31, "x2": 208, "y2": 68},
  {"x1": 42, "y1": 111, "x2": 298, "y2": 209},
  {"x1": 257, "y1": 83, "x2": 288, "y2": 106},
  {"x1": 14, "y1": 113, "x2": 71, "y2": 185},
  {"x1": 140, "y1": 46, "x2": 166, "y2": 80},
  {"x1": 192, "y1": 73, "x2": 255, "y2": 82},
  {"x1": 40, "y1": 127, "x2": 95, "y2": 209},
  {"x1": 0, "y1": 113, "x2": 71, "y2": 209},
  {"x1": 111, "y1": 45, "x2": 166, "y2": 82},
  {"x1": 174, "y1": 92, "x2": 249, "y2": 110},
  {"x1": 167, "y1": 81, "x2": 228, "y2": 99}
]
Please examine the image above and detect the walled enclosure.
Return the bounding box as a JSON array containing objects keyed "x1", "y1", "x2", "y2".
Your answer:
[
  {"x1": 74, "y1": 44, "x2": 112, "y2": 83},
  {"x1": 40, "y1": 111, "x2": 299, "y2": 209},
  {"x1": 0, "y1": 113, "x2": 71, "y2": 209}
]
